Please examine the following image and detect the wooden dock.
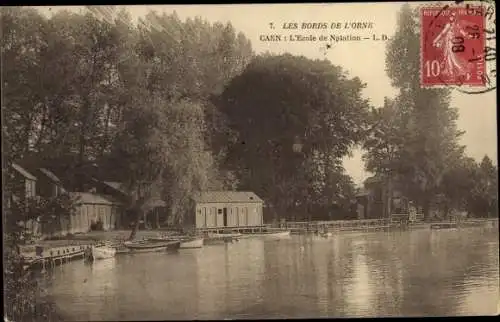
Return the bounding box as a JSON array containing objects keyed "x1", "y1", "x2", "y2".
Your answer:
[
  {"x1": 21, "y1": 244, "x2": 92, "y2": 271},
  {"x1": 282, "y1": 219, "x2": 392, "y2": 233}
]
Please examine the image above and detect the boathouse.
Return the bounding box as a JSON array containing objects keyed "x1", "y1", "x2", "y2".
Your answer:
[
  {"x1": 10, "y1": 163, "x2": 37, "y2": 203},
  {"x1": 35, "y1": 168, "x2": 66, "y2": 198},
  {"x1": 192, "y1": 191, "x2": 264, "y2": 229},
  {"x1": 9, "y1": 163, "x2": 40, "y2": 235},
  {"x1": 69, "y1": 192, "x2": 123, "y2": 233}
]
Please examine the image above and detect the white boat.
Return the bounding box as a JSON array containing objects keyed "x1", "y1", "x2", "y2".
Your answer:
[
  {"x1": 320, "y1": 232, "x2": 333, "y2": 238},
  {"x1": 179, "y1": 237, "x2": 204, "y2": 249},
  {"x1": 261, "y1": 230, "x2": 291, "y2": 239},
  {"x1": 91, "y1": 245, "x2": 116, "y2": 260}
]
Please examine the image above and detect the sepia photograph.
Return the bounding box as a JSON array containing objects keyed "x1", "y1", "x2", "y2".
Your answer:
[{"x1": 2, "y1": 2, "x2": 498, "y2": 320}]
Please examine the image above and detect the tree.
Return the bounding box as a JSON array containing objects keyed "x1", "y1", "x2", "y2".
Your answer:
[
  {"x1": 216, "y1": 54, "x2": 369, "y2": 219},
  {"x1": 365, "y1": 4, "x2": 466, "y2": 219},
  {"x1": 467, "y1": 156, "x2": 498, "y2": 217}
]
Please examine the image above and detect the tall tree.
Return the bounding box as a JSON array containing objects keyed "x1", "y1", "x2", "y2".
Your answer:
[
  {"x1": 216, "y1": 54, "x2": 369, "y2": 219},
  {"x1": 365, "y1": 4, "x2": 466, "y2": 219}
]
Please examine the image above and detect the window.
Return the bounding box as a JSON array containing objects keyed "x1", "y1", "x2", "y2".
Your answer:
[
  {"x1": 217, "y1": 209, "x2": 222, "y2": 214},
  {"x1": 203, "y1": 208, "x2": 207, "y2": 227}
]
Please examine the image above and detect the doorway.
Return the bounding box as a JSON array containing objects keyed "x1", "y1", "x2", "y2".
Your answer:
[{"x1": 223, "y1": 208, "x2": 228, "y2": 227}]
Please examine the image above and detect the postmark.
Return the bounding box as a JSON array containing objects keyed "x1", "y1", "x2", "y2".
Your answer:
[{"x1": 420, "y1": 4, "x2": 487, "y2": 88}]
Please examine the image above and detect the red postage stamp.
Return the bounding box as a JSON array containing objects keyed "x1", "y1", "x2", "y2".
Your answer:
[{"x1": 420, "y1": 5, "x2": 486, "y2": 87}]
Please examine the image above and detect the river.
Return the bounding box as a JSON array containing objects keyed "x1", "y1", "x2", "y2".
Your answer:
[{"x1": 39, "y1": 227, "x2": 499, "y2": 320}]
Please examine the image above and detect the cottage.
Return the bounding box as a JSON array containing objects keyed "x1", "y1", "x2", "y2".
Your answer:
[
  {"x1": 10, "y1": 163, "x2": 37, "y2": 202},
  {"x1": 35, "y1": 168, "x2": 66, "y2": 198},
  {"x1": 93, "y1": 180, "x2": 168, "y2": 228},
  {"x1": 69, "y1": 192, "x2": 123, "y2": 234},
  {"x1": 9, "y1": 163, "x2": 40, "y2": 235},
  {"x1": 192, "y1": 191, "x2": 264, "y2": 229}
]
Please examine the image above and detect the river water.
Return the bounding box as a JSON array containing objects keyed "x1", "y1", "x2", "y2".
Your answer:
[{"x1": 40, "y1": 227, "x2": 499, "y2": 320}]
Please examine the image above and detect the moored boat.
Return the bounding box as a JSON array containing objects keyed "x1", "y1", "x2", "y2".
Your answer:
[
  {"x1": 430, "y1": 222, "x2": 458, "y2": 230},
  {"x1": 179, "y1": 237, "x2": 204, "y2": 249},
  {"x1": 124, "y1": 240, "x2": 181, "y2": 253},
  {"x1": 249, "y1": 230, "x2": 291, "y2": 239},
  {"x1": 91, "y1": 245, "x2": 116, "y2": 260},
  {"x1": 204, "y1": 232, "x2": 242, "y2": 244}
]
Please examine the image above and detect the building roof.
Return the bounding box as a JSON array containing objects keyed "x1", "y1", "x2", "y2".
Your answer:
[
  {"x1": 148, "y1": 198, "x2": 167, "y2": 208},
  {"x1": 101, "y1": 181, "x2": 129, "y2": 195},
  {"x1": 355, "y1": 188, "x2": 370, "y2": 197},
  {"x1": 38, "y1": 168, "x2": 61, "y2": 183},
  {"x1": 12, "y1": 163, "x2": 37, "y2": 181},
  {"x1": 69, "y1": 192, "x2": 121, "y2": 206},
  {"x1": 193, "y1": 191, "x2": 263, "y2": 204}
]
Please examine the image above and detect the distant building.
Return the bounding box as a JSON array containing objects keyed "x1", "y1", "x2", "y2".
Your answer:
[
  {"x1": 35, "y1": 167, "x2": 66, "y2": 198},
  {"x1": 69, "y1": 192, "x2": 123, "y2": 234},
  {"x1": 355, "y1": 188, "x2": 370, "y2": 219},
  {"x1": 91, "y1": 179, "x2": 167, "y2": 229},
  {"x1": 191, "y1": 191, "x2": 264, "y2": 229},
  {"x1": 9, "y1": 163, "x2": 40, "y2": 236},
  {"x1": 10, "y1": 163, "x2": 37, "y2": 203}
]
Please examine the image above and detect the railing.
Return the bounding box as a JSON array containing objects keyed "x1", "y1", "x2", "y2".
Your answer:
[{"x1": 280, "y1": 218, "x2": 391, "y2": 232}]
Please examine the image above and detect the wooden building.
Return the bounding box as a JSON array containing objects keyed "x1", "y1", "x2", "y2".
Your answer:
[
  {"x1": 35, "y1": 168, "x2": 66, "y2": 198},
  {"x1": 191, "y1": 191, "x2": 264, "y2": 229},
  {"x1": 9, "y1": 163, "x2": 40, "y2": 236},
  {"x1": 92, "y1": 179, "x2": 167, "y2": 229},
  {"x1": 69, "y1": 192, "x2": 123, "y2": 234},
  {"x1": 10, "y1": 163, "x2": 37, "y2": 203}
]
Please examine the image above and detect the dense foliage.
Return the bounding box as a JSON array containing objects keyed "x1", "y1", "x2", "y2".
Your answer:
[
  {"x1": 363, "y1": 4, "x2": 498, "y2": 219},
  {"x1": 216, "y1": 54, "x2": 369, "y2": 220}
]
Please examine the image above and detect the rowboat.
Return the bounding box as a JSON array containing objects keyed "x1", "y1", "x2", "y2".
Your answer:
[
  {"x1": 179, "y1": 237, "x2": 204, "y2": 249},
  {"x1": 204, "y1": 232, "x2": 242, "y2": 244},
  {"x1": 430, "y1": 222, "x2": 458, "y2": 230},
  {"x1": 91, "y1": 245, "x2": 116, "y2": 260},
  {"x1": 124, "y1": 240, "x2": 181, "y2": 253},
  {"x1": 148, "y1": 234, "x2": 204, "y2": 249},
  {"x1": 248, "y1": 230, "x2": 291, "y2": 239}
]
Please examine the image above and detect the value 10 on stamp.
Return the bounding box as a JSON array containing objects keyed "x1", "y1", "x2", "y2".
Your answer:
[{"x1": 420, "y1": 5, "x2": 486, "y2": 87}]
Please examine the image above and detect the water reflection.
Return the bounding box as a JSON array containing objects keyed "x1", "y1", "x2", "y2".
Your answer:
[{"x1": 42, "y1": 228, "x2": 499, "y2": 320}]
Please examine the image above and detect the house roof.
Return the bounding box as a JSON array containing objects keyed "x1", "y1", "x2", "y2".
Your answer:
[
  {"x1": 69, "y1": 192, "x2": 121, "y2": 206},
  {"x1": 193, "y1": 191, "x2": 263, "y2": 204},
  {"x1": 148, "y1": 198, "x2": 167, "y2": 208},
  {"x1": 38, "y1": 168, "x2": 61, "y2": 183},
  {"x1": 12, "y1": 163, "x2": 37, "y2": 181},
  {"x1": 355, "y1": 188, "x2": 370, "y2": 197}
]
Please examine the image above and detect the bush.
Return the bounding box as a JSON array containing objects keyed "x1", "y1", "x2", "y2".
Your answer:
[{"x1": 4, "y1": 234, "x2": 64, "y2": 322}]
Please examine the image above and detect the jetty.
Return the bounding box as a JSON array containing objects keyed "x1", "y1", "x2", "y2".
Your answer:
[
  {"x1": 281, "y1": 218, "x2": 391, "y2": 234},
  {"x1": 20, "y1": 243, "x2": 91, "y2": 270}
]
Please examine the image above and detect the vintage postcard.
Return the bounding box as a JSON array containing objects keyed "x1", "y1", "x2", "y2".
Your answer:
[{"x1": 2, "y1": 2, "x2": 498, "y2": 321}]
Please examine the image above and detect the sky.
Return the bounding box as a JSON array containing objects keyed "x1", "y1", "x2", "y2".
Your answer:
[{"x1": 37, "y1": 3, "x2": 497, "y2": 185}]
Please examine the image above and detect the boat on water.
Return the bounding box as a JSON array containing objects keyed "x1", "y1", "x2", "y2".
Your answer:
[
  {"x1": 91, "y1": 245, "x2": 116, "y2": 260},
  {"x1": 148, "y1": 234, "x2": 205, "y2": 249},
  {"x1": 179, "y1": 237, "x2": 204, "y2": 249},
  {"x1": 430, "y1": 222, "x2": 458, "y2": 230},
  {"x1": 249, "y1": 230, "x2": 291, "y2": 239},
  {"x1": 319, "y1": 232, "x2": 333, "y2": 238},
  {"x1": 124, "y1": 240, "x2": 181, "y2": 253},
  {"x1": 204, "y1": 232, "x2": 242, "y2": 244}
]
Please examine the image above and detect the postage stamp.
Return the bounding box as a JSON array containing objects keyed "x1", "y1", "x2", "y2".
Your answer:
[{"x1": 420, "y1": 5, "x2": 486, "y2": 87}]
